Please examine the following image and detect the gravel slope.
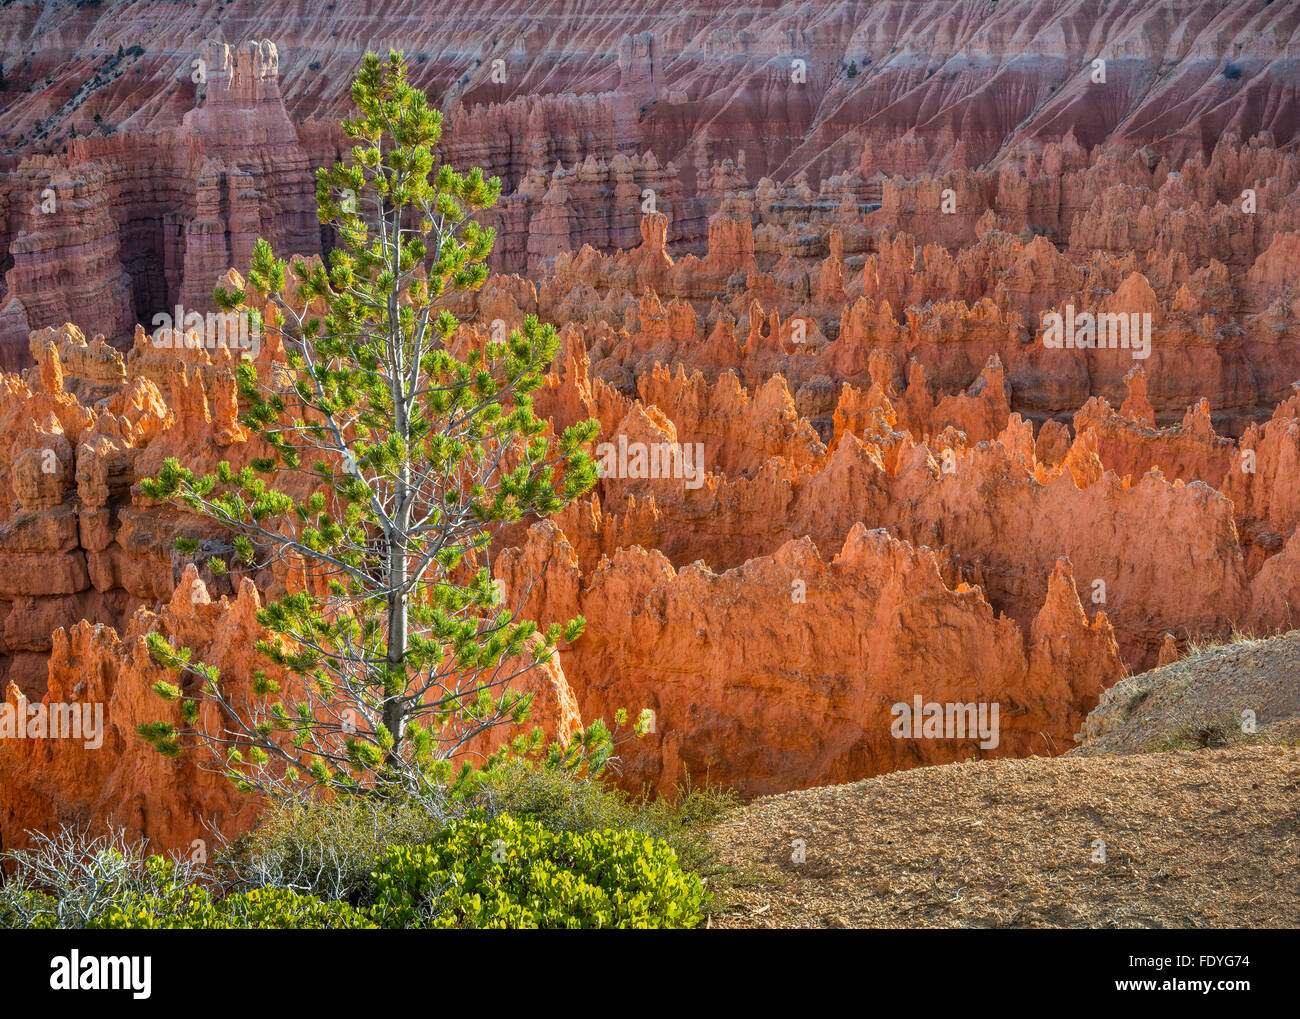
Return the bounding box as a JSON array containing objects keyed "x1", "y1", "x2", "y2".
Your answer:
[
  {"x1": 1070, "y1": 631, "x2": 1300, "y2": 756},
  {"x1": 709, "y1": 745, "x2": 1300, "y2": 928}
]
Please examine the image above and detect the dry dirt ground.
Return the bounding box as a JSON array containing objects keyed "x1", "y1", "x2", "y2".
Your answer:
[
  {"x1": 709, "y1": 745, "x2": 1300, "y2": 928},
  {"x1": 710, "y1": 630, "x2": 1300, "y2": 928},
  {"x1": 712, "y1": 623, "x2": 1300, "y2": 925}
]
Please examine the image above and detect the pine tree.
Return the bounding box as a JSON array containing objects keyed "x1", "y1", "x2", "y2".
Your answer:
[{"x1": 140, "y1": 51, "x2": 626, "y2": 802}]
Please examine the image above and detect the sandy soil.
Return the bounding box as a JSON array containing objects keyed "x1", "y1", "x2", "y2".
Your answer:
[{"x1": 709, "y1": 744, "x2": 1300, "y2": 928}]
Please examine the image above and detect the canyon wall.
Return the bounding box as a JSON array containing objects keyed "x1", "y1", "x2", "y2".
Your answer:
[
  {"x1": 0, "y1": 37, "x2": 318, "y2": 368},
  {"x1": 0, "y1": 3, "x2": 1298, "y2": 851},
  {"x1": 4, "y1": 0, "x2": 1300, "y2": 352}
]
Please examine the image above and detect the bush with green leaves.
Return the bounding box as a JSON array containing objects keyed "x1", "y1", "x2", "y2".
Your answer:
[
  {"x1": 88, "y1": 885, "x2": 377, "y2": 930},
  {"x1": 0, "y1": 892, "x2": 59, "y2": 930},
  {"x1": 210, "y1": 766, "x2": 733, "y2": 906},
  {"x1": 369, "y1": 813, "x2": 707, "y2": 929},
  {"x1": 0, "y1": 823, "x2": 371, "y2": 930},
  {"x1": 0, "y1": 826, "x2": 204, "y2": 930},
  {"x1": 0, "y1": 784, "x2": 726, "y2": 928},
  {"x1": 477, "y1": 762, "x2": 736, "y2": 880},
  {"x1": 214, "y1": 793, "x2": 450, "y2": 903}
]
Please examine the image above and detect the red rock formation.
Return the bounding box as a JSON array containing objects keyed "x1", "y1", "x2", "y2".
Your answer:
[
  {"x1": 3, "y1": 8, "x2": 1300, "y2": 849},
  {"x1": 0, "y1": 159, "x2": 134, "y2": 369},
  {"x1": 0, "y1": 37, "x2": 317, "y2": 369},
  {"x1": 0, "y1": 572, "x2": 264, "y2": 852},
  {"x1": 496, "y1": 519, "x2": 1121, "y2": 795},
  {"x1": 6, "y1": 2, "x2": 1298, "y2": 176}
]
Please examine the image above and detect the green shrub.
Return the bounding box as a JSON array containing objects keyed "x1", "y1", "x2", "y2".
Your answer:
[
  {"x1": 216, "y1": 794, "x2": 449, "y2": 903},
  {"x1": 89, "y1": 885, "x2": 377, "y2": 929},
  {"x1": 0, "y1": 892, "x2": 60, "y2": 930},
  {"x1": 0, "y1": 828, "x2": 205, "y2": 929},
  {"x1": 370, "y1": 814, "x2": 706, "y2": 929},
  {"x1": 478, "y1": 763, "x2": 736, "y2": 880},
  {"x1": 218, "y1": 769, "x2": 735, "y2": 908}
]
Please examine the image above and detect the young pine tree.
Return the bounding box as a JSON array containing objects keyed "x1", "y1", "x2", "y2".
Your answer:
[{"x1": 140, "y1": 51, "x2": 625, "y2": 802}]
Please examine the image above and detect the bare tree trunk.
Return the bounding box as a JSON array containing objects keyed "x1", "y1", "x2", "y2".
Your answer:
[{"x1": 383, "y1": 275, "x2": 409, "y2": 759}]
